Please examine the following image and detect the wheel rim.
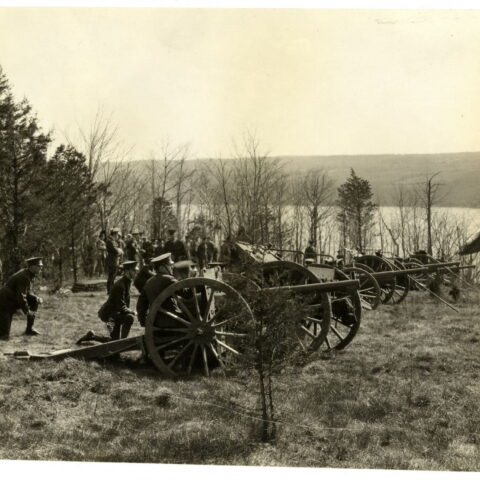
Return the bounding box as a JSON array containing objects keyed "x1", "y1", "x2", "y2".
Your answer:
[
  {"x1": 355, "y1": 255, "x2": 397, "y2": 304},
  {"x1": 343, "y1": 266, "x2": 381, "y2": 310},
  {"x1": 321, "y1": 267, "x2": 362, "y2": 351},
  {"x1": 144, "y1": 278, "x2": 253, "y2": 377},
  {"x1": 261, "y1": 261, "x2": 332, "y2": 351}
]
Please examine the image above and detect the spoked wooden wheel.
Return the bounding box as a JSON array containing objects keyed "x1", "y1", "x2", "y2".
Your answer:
[
  {"x1": 144, "y1": 278, "x2": 253, "y2": 377},
  {"x1": 317, "y1": 266, "x2": 362, "y2": 351},
  {"x1": 355, "y1": 255, "x2": 397, "y2": 304},
  {"x1": 261, "y1": 261, "x2": 332, "y2": 351},
  {"x1": 388, "y1": 259, "x2": 411, "y2": 304},
  {"x1": 405, "y1": 259, "x2": 430, "y2": 290},
  {"x1": 343, "y1": 266, "x2": 381, "y2": 310}
]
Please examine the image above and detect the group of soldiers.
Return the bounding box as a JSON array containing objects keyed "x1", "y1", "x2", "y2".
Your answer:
[
  {"x1": 0, "y1": 227, "x2": 232, "y2": 345},
  {"x1": 0, "y1": 232, "x2": 312, "y2": 345},
  {"x1": 104, "y1": 228, "x2": 218, "y2": 293}
]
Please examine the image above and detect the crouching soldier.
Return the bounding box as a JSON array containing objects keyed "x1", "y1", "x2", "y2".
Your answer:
[
  {"x1": 99, "y1": 260, "x2": 139, "y2": 341},
  {"x1": 0, "y1": 257, "x2": 43, "y2": 340}
]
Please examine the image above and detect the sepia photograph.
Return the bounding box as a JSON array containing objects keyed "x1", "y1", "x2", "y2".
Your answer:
[{"x1": 0, "y1": 1, "x2": 479, "y2": 476}]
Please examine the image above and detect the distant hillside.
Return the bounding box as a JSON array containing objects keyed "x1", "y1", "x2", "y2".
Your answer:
[
  {"x1": 132, "y1": 152, "x2": 480, "y2": 207},
  {"x1": 274, "y1": 152, "x2": 480, "y2": 207}
]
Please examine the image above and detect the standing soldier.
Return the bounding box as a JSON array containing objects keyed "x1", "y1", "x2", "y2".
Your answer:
[
  {"x1": 125, "y1": 233, "x2": 138, "y2": 261},
  {"x1": 164, "y1": 230, "x2": 176, "y2": 258},
  {"x1": 0, "y1": 257, "x2": 44, "y2": 339},
  {"x1": 173, "y1": 235, "x2": 188, "y2": 262},
  {"x1": 219, "y1": 236, "x2": 233, "y2": 265},
  {"x1": 196, "y1": 237, "x2": 209, "y2": 269},
  {"x1": 105, "y1": 228, "x2": 123, "y2": 294},
  {"x1": 205, "y1": 236, "x2": 217, "y2": 263},
  {"x1": 304, "y1": 240, "x2": 317, "y2": 264},
  {"x1": 137, "y1": 253, "x2": 177, "y2": 327}
]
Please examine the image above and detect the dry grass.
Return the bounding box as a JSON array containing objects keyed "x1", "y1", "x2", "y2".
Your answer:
[{"x1": 0, "y1": 282, "x2": 479, "y2": 470}]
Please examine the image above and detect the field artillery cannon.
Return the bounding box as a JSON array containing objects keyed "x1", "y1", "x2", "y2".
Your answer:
[
  {"x1": 226, "y1": 242, "x2": 364, "y2": 351},
  {"x1": 353, "y1": 254, "x2": 459, "y2": 304},
  {"x1": 11, "y1": 264, "x2": 360, "y2": 378}
]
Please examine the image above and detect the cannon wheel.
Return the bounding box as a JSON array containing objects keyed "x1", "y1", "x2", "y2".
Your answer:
[
  {"x1": 405, "y1": 259, "x2": 431, "y2": 289},
  {"x1": 144, "y1": 277, "x2": 254, "y2": 377},
  {"x1": 260, "y1": 261, "x2": 332, "y2": 351},
  {"x1": 388, "y1": 259, "x2": 411, "y2": 304},
  {"x1": 319, "y1": 266, "x2": 362, "y2": 351},
  {"x1": 343, "y1": 266, "x2": 381, "y2": 310},
  {"x1": 355, "y1": 255, "x2": 397, "y2": 304}
]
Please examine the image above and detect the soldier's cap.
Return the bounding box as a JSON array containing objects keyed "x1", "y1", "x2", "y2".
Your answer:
[
  {"x1": 168, "y1": 229, "x2": 176, "y2": 235},
  {"x1": 26, "y1": 257, "x2": 43, "y2": 267},
  {"x1": 173, "y1": 260, "x2": 196, "y2": 270},
  {"x1": 131, "y1": 229, "x2": 140, "y2": 235},
  {"x1": 110, "y1": 227, "x2": 120, "y2": 234},
  {"x1": 151, "y1": 252, "x2": 173, "y2": 265},
  {"x1": 122, "y1": 260, "x2": 138, "y2": 270}
]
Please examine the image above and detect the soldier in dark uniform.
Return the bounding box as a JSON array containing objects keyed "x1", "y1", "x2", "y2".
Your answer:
[
  {"x1": 137, "y1": 253, "x2": 177, "y2": 327},
  {"x1": 196, "y1": 237, "x2": 209, "y2": 269},
  {"x1": 77, "y1": 260, "x2": 138, "y2": 345},
  {"x1": 105, "y1": 228, "x2": 123, "y2": 294},
  {"x1": 134, "y1": 257, "x2": 155, "y2": 294},
  {"x1": 0, "y1": 257, "x2": 43, "y2": 339},
  {"x1": 163, "y1": 230, "x2": 176, "y2": 258},
  {"x1": 125, "y1": 234, "x2": 138, "y2": 261},
  {"x1": 219, "y1": 236, "x2": 232, "y2": 264},
  {"x1": 173, "y1": 236, "x2": 188, "y2": 262},
  {"x1": 204, "y1": 236, "x2": 216, "y2": 264},
  {"x1": 99, "y1": 260, "x2": 138, "y2": 340},
  {"x1": 304, "y1": 240, "x2": 317, "y2": 263}
]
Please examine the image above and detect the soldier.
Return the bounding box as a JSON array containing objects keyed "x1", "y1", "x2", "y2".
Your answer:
[
  {"x1": 137, "y1": 253, "x2": 177, "y2": 327},
  {"x1": 163, "y1": 230, "x2": 176, "y2": 257},
  {"x1": 133, "y1": 257, "x2": 155, "y2": 294},
  {"x1": 77, "y1": 260, "x2": 138, "y2": 345},
  {"x1": 0, "y1": 257, "x2": 44, "y2": 339},
  {"x1": 206, "y1": 236, "x2": 217, "y2": 263},
  {"x1": 196, "y1": 237, "x2": 209, "y2": 269},
  {"x1": 125, "y1": 233, "x2": 138, "y2": 261},
  {"x1": 105, "y1": 228, "x2": 123, "y2": 294},
  {"x1": 173, "y1": 236, "x2": 188, "y2": 262},
  {"x1": 141, "y1": 237, "x2": 154, "y2": 262},
  {"x1": 219, "y1": 236, "x2": 232, "y2": 264},
  {"x1": 304, "y1": 240, "x2": 317, "y2": 263}
]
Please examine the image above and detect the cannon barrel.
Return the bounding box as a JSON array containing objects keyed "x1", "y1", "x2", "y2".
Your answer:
[
  {"x1": 263, "y1": 279, "x2": 360, "y2": 293},
  {"x1": 435, "y1": 264, "x2": 476, "y2": 274},
  {"x1": 368, "y1": 267, "x2": 428, "y2": 281},
  {"x1": 423, "y1": 261, "x2": 460, "y2": 270}
]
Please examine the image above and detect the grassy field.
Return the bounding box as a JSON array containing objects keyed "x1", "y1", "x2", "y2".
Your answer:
[{"x1": 0, "y1": 283, "x2": 479, "y2": 470}]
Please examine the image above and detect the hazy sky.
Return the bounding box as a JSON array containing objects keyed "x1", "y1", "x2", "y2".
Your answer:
[{"x1": 0, "y1": 8, "x2": 479, "y2": 158}]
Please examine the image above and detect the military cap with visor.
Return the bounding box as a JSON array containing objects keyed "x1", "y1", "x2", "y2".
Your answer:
[
  {"x1": 122, "y1": 260, "x2": 138, "y2": 270},
  {"x1": 151, "y1": 252, "x2": 173, "y2": 265},
  {"x1": 26, "y1": 257, "x2": 43, "y2": 267},
  {"x1": 173, "y1": 260, "x2": 196, "y2": 270}
]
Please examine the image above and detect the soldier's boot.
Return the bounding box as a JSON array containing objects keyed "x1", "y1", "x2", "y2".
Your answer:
[
  {"x1": 76, "y1": 330, "x2": 96, "y2": 345},
  {"x1": 24, "y1": 316, "x2": 40, "y2": 336}
]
